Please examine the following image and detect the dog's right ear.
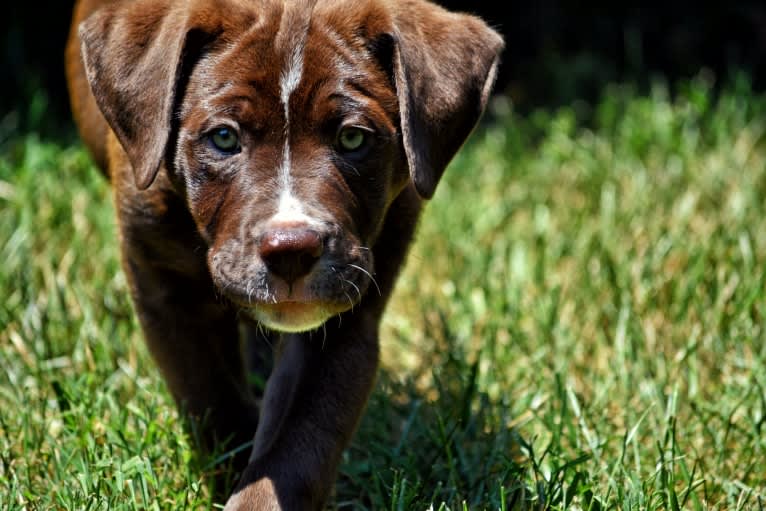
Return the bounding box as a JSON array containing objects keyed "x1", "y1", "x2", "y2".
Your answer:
[
  {"x1": 79, "y1": 1, "x2": 210, "y2": 190},
  {"x1": 387, "y1": 2, "x2": 504, "y2": 200}
]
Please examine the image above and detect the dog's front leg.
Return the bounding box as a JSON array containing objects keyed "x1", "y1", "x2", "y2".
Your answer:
[
  {"x1": 125, "y1": 258, "x2": 259, "y2": 453},
  {"x1": 116, "y1": 195, "x2": 260, "y2": 479},
  {"x1": 224, "y1": 316, "x2": 380, "y2": 511}
]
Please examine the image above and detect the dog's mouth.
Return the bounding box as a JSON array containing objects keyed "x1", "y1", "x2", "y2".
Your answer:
[
  {"x1": 246, "y1": 300, "x2": 348, "y2": 333},
  {"x1": 211, "y1": 246, "x2": 374, "y2": 332},
  {"x1": 231, "y1": 290, "x2": 359, "y2": 332}
]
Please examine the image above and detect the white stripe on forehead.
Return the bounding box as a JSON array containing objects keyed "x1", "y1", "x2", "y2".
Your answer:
[
  {"x1": 274, "y1": 0, "x2": 315, "y2": 223},
  {"x1": 280, "y1": 38, "x2": 306, "y2": 108}
]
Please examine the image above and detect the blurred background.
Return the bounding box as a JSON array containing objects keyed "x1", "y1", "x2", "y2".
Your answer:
[{"x1": 2, "y1": 1, "x2": 766, "y2": 138}]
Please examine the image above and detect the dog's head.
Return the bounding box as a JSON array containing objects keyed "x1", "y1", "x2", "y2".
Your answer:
[{"x1": 79, "y1": 0, "x2": 503, "y2": 332}]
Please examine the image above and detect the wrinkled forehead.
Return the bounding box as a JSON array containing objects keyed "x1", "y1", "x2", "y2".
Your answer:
[{"x1": 184, "y1": 0, "x2": 396, "y2": 124}]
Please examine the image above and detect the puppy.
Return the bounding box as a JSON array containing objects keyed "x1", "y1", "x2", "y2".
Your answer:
[{"x1": 66, "y1": 0, "x2": 503, "y2": 508}]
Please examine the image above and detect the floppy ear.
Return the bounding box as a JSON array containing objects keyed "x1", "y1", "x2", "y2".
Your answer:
[
  {"x1": 391, "y1": 2, "x2": 504, "y2": 199},
  {"x1": 79, "y1": 1, "x2": 203, "y2": 190}
]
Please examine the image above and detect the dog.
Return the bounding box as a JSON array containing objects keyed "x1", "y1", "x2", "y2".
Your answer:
[{"x1": 66, "y1": 0, "x2": 503, "y2": 508}]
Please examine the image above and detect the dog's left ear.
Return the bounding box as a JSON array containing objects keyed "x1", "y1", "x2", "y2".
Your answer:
[
  {"x1": 388, "y1": 2, "x2": 504, "y2": 199},
  {"x1": 78, "y1": 0, "x2": 226, "y2": 190}
]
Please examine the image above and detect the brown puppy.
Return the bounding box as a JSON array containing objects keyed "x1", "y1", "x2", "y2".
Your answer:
[{"x1": 66, "y1": 0, "x2": 503, "y2": 508}]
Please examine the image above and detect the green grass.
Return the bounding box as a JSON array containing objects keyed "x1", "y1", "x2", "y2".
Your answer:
[{"x1": 2, "y1": 74, "x2": 765, "y2": 509}]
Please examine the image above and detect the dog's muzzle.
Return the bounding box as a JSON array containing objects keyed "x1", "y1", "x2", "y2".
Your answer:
[{"x1": 209, "y1": 223, "x2": 373, "y2": 332}]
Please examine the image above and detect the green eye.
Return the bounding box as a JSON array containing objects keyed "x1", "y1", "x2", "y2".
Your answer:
[
  {"x1": 210, "y1": 127, "x2": 240, "y2": 152},
  {"x1": 337, "y1": 127, "x2": 366, "y2": 152}
]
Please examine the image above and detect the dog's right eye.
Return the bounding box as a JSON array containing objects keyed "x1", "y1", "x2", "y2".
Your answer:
[
  {"x1": 336, "y1": 126, "x2": 375, "y2": 157},
  {"x1": 209, "y1": 127, "x2": 240, "y2": 153},
  {"x1": 338, "y1": 127, "x2": 366, "y2": 151}
]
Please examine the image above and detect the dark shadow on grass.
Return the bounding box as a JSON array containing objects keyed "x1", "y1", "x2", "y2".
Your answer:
[
  {"x1": 333, "y1": 303, "x2": 606, "y2": 510},
  {"x1": 335, "y1": 310, "x2": 536, "y2": 510}
]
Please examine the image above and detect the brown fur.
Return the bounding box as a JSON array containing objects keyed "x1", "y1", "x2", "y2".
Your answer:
[{"x1": 66, "y1": 0, "x2": 503, "y2": 509}]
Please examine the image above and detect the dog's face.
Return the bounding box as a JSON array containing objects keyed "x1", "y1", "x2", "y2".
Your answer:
[
  {"x1": 79, "y1": 0, "x2": 503, "y2": 332},
  {"x1": 175, "y1": 3, "x2": 406, "y2": 331}
]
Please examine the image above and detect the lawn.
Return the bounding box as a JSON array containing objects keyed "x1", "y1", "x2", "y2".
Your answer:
[{"x1": 1, "y1": 75, "x2": 765, "y2": 510}]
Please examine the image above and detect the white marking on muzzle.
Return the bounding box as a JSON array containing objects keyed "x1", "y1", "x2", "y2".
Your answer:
[{"x1": 273, "y1": 188, "x2": 318, "y2": 226}]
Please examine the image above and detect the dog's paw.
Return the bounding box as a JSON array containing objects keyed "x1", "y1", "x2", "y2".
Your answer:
[
  {"x1": 223, "y1": 474, "x2": 318, "y2": 511},
  {"x1": 223, "y1": 478, "x2": 282, "y2": 511}
]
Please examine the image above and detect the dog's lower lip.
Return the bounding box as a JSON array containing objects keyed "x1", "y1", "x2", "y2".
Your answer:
[
  {"x1": 263, "y1": 301, "x2": 312, "y2": 311},
  {"x1": 231, "y1": 298, "x2": 308, "y2": 309},
  {"x1": 249, "y1": 300, "x2": 345, "y2": 333}
]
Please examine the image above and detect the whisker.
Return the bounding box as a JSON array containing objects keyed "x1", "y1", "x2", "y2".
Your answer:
[
  {"x1": 348, "y1": 263, "x2": 381, "y2": 297},
  {"x1": 337, "y1": 276, "x2": 355, "y2": 313},
  {"x1": 343, "y1": 278, "x2": 362, "y2": 302},
  {"x1": 256, "y1": 322, "x2": 274, "y2": 351},
  {"x1": 342, "y1": 289, "x2": 354, "y2": 312},
  {"x1": 266, "y1": 282, "x2": 277, "y2": 304},
  {"x1": 346, "y1": 162, "x2": 361, "y2": 177},
  {"x1": 321, "y1": 322, "x2": 327, "y2": 350}
]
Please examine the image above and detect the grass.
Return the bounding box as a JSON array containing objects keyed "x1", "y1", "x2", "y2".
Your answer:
[{"x1": 1, "y1": 74, "x2": 765, "y2": 509}]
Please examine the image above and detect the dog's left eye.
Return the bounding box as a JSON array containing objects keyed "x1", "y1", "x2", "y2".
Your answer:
[
  {"x1": 209, "y1": 127, "x2": 240, "y2": 153},
  {"x1": 337, "y1": 127, "x2": 367, "y2": 152}
]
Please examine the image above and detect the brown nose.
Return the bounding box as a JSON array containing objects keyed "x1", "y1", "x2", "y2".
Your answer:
[{"x1": 258, "y1": 228, "x2": 323, "y2": 284}]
